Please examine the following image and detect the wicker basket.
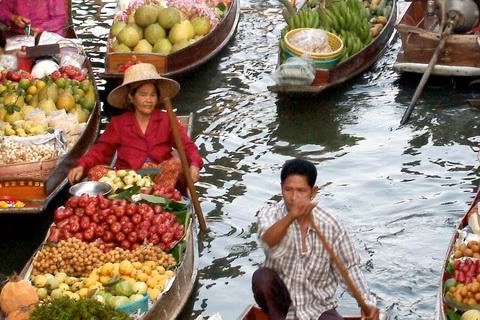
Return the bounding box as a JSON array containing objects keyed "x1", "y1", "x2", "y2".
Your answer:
[
  {"x1": 0, "y1": 158, "x2": 58, "y2": 180},
  {"x1": 284, "y1": 28, "x2": 344, "y2": 60}
]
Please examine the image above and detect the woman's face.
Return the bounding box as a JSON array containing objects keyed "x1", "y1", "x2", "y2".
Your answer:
[{"x1": 129, "y1": 82, "x2": 158, "y2": 116}]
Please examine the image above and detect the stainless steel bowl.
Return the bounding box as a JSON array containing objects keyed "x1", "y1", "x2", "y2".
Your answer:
[{"x1": 69, "y1": 181, "x2": 112, "y2": 197}]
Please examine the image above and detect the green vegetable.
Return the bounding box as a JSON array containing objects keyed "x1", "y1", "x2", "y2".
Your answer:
[
  {"x1": 446, "y1": 309, "x2": 461, "y2": 320},
  {"x1": 29, "y1": 297, "x2": 130, "y2": 320},
  {"x1": 444, "y1": 278, "x2": 457, "y2": 294},
  {"x1": 446, "y1": 261, "x2": 456, "y2": 274}
]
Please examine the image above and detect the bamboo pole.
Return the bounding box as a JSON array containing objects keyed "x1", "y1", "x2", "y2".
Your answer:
[{"x1": 162, "y1": 97, "x2": 207, "y2": 232}]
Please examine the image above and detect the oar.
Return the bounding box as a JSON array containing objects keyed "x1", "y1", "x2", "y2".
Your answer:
[
  {"x1": 310, "y1": 221, "x2": 377, "y2": 318},
  {"x1": 162, "y1": 97, "x2": 207, "y2": 232},
  {"x1": 399, "y1": 13, "x2": 459, "y2": 125}
]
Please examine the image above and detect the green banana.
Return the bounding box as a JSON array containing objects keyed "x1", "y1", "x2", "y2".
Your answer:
[{"x1": 287, "y1": 16, "x2": 295, "y2": 30}]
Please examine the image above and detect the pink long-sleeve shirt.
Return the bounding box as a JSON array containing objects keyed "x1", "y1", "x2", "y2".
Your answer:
[{"x1": 0, "y1": 0, "x2": 67, "y2": 35}]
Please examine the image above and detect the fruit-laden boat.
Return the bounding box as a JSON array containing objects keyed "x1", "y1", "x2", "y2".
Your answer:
[
  {"x1": 0, "y1": 115, "x2": 201, "y2": 320},
  {"x1": 435, "y1": 188, "x2": 480, "y2": 319},
  {"x1": 267, "y1": 0, "x2": 397, "y2": 96},
  {"x1": 394, "y1": 0, "x2": 480, "y2": 77},
  {"x1": 238, "y1": 304, "x2": 361, "y2": 320},
  {"x1": 102, "y1": 0, "x2": 240, "y2": 96},
  {"x1": 0, "y1": 1, "x2": 101, "y2": 214}
]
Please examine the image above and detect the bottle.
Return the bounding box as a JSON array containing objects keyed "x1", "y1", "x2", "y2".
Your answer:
[
  {"x1": 16, "y1": 46, "x2": 33, "y2": 72},
  {"x1": 424, "y1": 0, "x2": 438, "y2": 32}
]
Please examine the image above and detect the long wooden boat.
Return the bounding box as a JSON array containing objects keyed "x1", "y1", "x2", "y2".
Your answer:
[
  {"x1": 267, "y1": 0, "x2": 397, "y2": 96},
  {"x1": 394, "y1": 1, "x2": 480, "y2": 77},
  {"x1": 102, "y1": 0, "x2": 240, "y2": 87},
  {"x1": 0, "y1": 1, "x2": 101, "y2": 215},
  {"x1": 238, "y1": 304, "x2": 361, "y2": 320},
  {"x1": 434, "y1": 188, "x2": 480, "y2": 319},
  {"x1": 0, "y1": 114, "x2": 199, "y2": 320}
]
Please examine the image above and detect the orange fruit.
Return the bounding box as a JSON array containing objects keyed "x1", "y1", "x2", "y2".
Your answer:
[
  {"x1": 35, "y1": 80, "x2": 46, "y2": 89},
  {"x1": 27, "y1": 85, "x2": 37, "y2": 95}
]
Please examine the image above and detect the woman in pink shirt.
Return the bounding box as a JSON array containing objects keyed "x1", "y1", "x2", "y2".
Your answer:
[
  {"x1": 68, "y1": 63, "x2": 203, "y2": 187},
  {"x1": 0, "y1": 0, "x2": 67, "y2": 36}
]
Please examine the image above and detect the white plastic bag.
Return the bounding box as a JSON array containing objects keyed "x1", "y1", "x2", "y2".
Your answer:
[
  {"x1": 289, "y1": 29, "x2": 332, "y2": 54},
  {"x1": 272, "y1": 56, "x2": 316, "y2": 86}
]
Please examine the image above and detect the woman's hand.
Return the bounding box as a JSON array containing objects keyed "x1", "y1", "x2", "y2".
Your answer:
[
  {"x1": 189, "y1": 165, "x2": 200, "y2": 183},
  {"x1": 11, "y1": 15, "x2": 30, "y2": 28},
  {"x1": 68, "y1": 166, "x2": 84, "y2": 184}
]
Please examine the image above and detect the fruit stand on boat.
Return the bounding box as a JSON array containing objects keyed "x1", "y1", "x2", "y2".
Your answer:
[
  {"x1": 0, "y1": 31, "x2": 100, "y2": 214},
  {"x1": 0, "y1": 170, "x2": 197, "y2": 319}
]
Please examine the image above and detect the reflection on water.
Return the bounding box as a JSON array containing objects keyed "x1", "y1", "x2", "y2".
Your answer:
[{"x1": 0, "y1": 0, "x2": 480, "y2": 319}]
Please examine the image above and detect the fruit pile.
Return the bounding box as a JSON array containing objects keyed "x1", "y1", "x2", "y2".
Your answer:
[
  {"x1": 98, "y1": 169, "x2": 153, "y2": 192},
  {"x1": 110, "y1": 0, "x2": 230, "y2": 55},
  {"x1": 50, "y1": 194, "x2": 185, "y2": 252}
]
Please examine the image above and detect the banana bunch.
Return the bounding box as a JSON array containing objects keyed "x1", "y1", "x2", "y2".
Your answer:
[
  {"x1": 318, "y1": 0, "x2": 371, "y2": 60},
  {"x1": 286, "y1": 8, "x2": 321, "y2": 30}
]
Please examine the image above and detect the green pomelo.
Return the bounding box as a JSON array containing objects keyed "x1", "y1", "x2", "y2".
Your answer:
[
  {"x1": 114, "y1": 43, "x2": 131, "y2": 52},
  {"x1": 153, "y1": 38, "x2": 172, "y2": 54},
  {"x1": 117, "y1": 25, "x2": 141, "y2": 47},
  {"x1": 145, "y1": 23, "x2": 166, "y2": 45},
  {"x1": 127, "y1": 12, "x2": 135, "y2": 24},
  {"x1": 111, "y1": 21, "x2": 126, "y2": 36},
  {"x1": 135, "y1": 5, "x2": 159, "y2": 27},
  {"x1": 191, "y1": 16, "x2": 211, "y2": 36},
  {"x1": 129, "y1": 23, "x2": 143, "y2": 39},
  {"x1": 158, "y1": 7, "x2": 181, "y2": 29},
  {"x1": 168, "y1": 20, "x2": 195, "y2": 44},
  {"x1": 134, "y1": 39, "x2": 153, "y2": 53},
  {"x1": 171, "y1": 39, "x2": 190, "y2": 52}
]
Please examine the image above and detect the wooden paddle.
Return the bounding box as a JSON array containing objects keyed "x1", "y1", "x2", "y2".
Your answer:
[
  {"x1": 162, "y1": 97, "x2": 207, "y2": 232},
  {"x1": 310, "y1": 221, "x2": 377, "y2": 319},
  {"x1": 399, "y1": 12, "x2": 459, "y2": 125}
]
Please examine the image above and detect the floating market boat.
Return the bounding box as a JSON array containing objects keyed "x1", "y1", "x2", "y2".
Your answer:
[
  {"x1": 102, "y1": 0, "x2": 240, "y2": 93},
  {"x1": 0, "y1": 114, "x2": 201, "y2": 320},
  {"x1": 267, "y1": 0, "x2": 397, "y2": 96},
  {"x1": 238, "y1": 304, "x2": 361, "y2": 320},
  {"x1": 435, "y1": 188, "x2": 480, "y2": 319},
  {"x1": 0, "y1": 2, "x2": 101, "y2": 214},
  {"x1": 394, "y1": 0, "x2": 480, "y2": 77}
]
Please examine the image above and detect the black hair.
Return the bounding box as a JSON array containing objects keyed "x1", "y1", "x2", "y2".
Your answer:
[{"x1": 280, "y1": 159, "x2": 317, "y2": 188}]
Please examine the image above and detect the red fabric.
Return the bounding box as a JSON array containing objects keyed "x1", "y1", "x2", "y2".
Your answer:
[
  {"x1": 142, "y1": 157, "x2": 182, "y2": 189},
  {"x1": 77, "y1": 109, "x2": 203, "y2": 173},
  {"x1": 0, "y1": 0, "x2": 67, "y2": 35}
]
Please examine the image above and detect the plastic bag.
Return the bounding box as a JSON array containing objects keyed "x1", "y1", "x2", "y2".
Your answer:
[
  {"x1": 0, "y1": 54, "x2": 18, "y2": 71},
  {"x1": 4, "y1": 35, "x2": 35, "y2": 52},
  {"x1": 289, "y1": 29, "x2": 332, "y2": 54},
  {"x1": 31, "y1": 59, "x2": 59, "y2": 78},
  {"x1": 271, "y1": 56, "x2": 316, "y2": 86}
]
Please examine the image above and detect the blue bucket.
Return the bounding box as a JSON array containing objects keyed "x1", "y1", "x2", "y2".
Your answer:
[{"x1": 117, "y1": 294, "x2": 149, "y2": 314}]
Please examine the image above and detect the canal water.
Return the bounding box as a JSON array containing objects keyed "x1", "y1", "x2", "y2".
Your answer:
[{"x1": 1, "y1": 0, "x2": 480, "y2": 319}]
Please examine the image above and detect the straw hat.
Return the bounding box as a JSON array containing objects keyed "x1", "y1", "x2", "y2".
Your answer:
[{"x1": 107, "y1": 63, "x2": 180, "y2": 109}]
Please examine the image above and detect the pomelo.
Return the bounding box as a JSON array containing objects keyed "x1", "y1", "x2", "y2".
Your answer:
[
  {"x1": 153, "y1": 38, "x2": 172, "y2": 54},
  {"x1": 191, "y1": 16, "x2": 211, "y2": 36},
  {"x1": 145, "y1": 23, "x2": 166, "y2": 45},
  {"x1": 111, "y1": 21, "x2": 126, "y2": 36},
  {"x1": 133, "y1": 39, "x2": 153, "y2": 53},
  {"x1": 114, "y1": 43, "x2": 131, "y2": 52},
  {"x1": 117, "y1": 25, "x2": 141, "y2": 48},
  {"x1": 134, "y1": 5, "x2": 158, "y2": 27},
  {"x1": 171, "y1": 39, "x2": 190, "y2": 52},
  {"x1": 158, "y1": 7, "x2": 181, "y2": 29},
  {"x1": 168, "y1": 20, "x2": 195, "y2": 44}
]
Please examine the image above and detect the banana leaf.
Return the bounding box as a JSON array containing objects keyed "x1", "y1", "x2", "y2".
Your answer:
[
  {"x1": 139, "y1": 194, "x2": 190, "y2": 212},
  {"x1": 109, "y1": 186, "x2": 140, "y2": 201},
  {"x1": 135, "y1": 167, "x2": 162, "y2": 177}
]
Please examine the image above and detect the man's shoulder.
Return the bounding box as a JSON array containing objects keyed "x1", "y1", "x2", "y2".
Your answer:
[
  {"x1": 313, "y1": 206, "x2": 344, "y2": 230},
  {"x1": 258, "y1": 201, "x2": 285, "y2": 219}
]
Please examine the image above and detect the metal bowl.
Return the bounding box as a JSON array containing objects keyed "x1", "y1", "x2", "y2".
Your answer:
[{"x1": 69, "y1": 181, "x2": 112, "y2": 197}]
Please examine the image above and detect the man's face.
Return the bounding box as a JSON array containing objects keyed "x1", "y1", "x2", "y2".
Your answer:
[{"x1": 281, "y1": 174, "x2": 316, "y2": 210}]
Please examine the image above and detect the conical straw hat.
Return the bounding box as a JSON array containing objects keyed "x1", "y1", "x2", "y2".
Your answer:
[{"x1": 107, "y1": 63, "x2": 180, "y2": 109}]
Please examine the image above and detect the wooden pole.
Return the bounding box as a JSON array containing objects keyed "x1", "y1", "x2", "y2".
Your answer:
[
  {"x1": 162, "y1": 97, "x2": 207, "y2": 232},
  {"x1": 400, "y1": 13, "x2": 458, "y2": 125},
  {"x1": 310, "y1": 221, "x2": 376, "y2": 318}
]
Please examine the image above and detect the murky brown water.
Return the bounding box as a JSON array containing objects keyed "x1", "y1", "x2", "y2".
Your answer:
[{"x1": 2, "y1": 1, "x2": 480, "y2": 319}]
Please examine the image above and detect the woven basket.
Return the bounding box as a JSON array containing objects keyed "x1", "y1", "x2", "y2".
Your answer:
[
  {"x1": 0, "y1": 158, "x2": 57, "y2": 180},
  {"x1": 284, "y1": 28, "x2": 344, "y2": 60}
]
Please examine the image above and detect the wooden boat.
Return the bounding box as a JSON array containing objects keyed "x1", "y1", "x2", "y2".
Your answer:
[
  {"x1": 434, "y1": 188, "x2": 480, "y2": 319},
  {"x1": 238, "y1": 304, "x2": 361, "y2": 320},
  {"x1": 0, "y1": 114, "x2": 199, "y2": 320},
  {"x1": 267, "y1": 0, "x2": 397, "y2": 96},
  {"x1": 102, "y1": 0, "x2": 240, "y2": 87},
  {"x1": 394, "y1": 1, "x2": 480, "y2": 77},
  {"x1": 0, "y1": 2, "x2": 101, "y2": 214}
]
